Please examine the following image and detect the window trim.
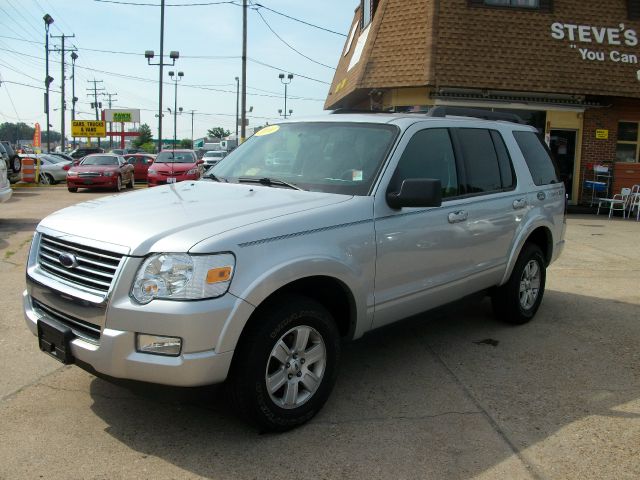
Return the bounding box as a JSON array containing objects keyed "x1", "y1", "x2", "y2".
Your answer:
[{"x1": 616, "y1": 120, "x2": 640, "y2": 163}]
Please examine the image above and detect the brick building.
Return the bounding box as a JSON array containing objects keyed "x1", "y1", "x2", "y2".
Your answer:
[{"x1": 325, "y1": 0, "x2": 640, "y2": 204}]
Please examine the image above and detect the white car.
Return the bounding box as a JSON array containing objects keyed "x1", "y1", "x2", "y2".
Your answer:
[
  {"x1": 35, "y1": 154, "x2": 72, "y2": 184},
  {"x1": 202, "y1": 150, "x2": 227, "y2": 167},
  {"x1": 0, "y1": 160, "x2": 12, "y2": 203}
]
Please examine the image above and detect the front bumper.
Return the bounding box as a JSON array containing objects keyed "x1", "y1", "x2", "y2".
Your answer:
[
  {"x1": 0, "y1": 185, "x2": 11, "y2": 203},
  {"x1": 24, "y1": 267, "x2": 254, "y2": 386},
  {"x1": 148, "y1": 173, "x2": 199, "y2": 186},
  {"x1": 67, "y1": 176, "x2": 118, "y2": 189}
]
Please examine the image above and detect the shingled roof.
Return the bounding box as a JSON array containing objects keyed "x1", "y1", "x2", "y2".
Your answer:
[{"x1": 325, "y1": 0, "x2": 435, "y2": 110}]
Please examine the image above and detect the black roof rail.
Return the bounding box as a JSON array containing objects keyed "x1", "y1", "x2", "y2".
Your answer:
[
  {"x1": 330, "y1": 108, "x2": 390, "y2": 114},
  {"x1": 426, "y1": 106, "x2": 526, "y2": 124}
]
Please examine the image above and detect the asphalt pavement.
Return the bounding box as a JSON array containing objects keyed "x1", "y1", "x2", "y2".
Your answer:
[{"x1": 0, "y1": 185, "x2": 638, "y2": 480}]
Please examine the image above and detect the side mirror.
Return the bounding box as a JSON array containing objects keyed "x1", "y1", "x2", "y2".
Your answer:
[
  {"x1": 386, "y1": 178, "x2": 442, "y2": 209},
  {"x1": 196, "y1": 159, "x2": 205, "y2": 165}
]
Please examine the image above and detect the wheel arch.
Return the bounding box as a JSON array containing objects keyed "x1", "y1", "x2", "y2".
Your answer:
[{"x1": 501, "y1": 224, "x2": 553, "y2": 285}]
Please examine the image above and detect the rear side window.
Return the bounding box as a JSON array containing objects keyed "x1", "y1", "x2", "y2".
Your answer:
[
  {"x1": 456, "y1": 128, "x2": 503, "y2": 193},
  {"x1": 513, "y1": 131, "x2": 560, "y2": 186},
  {"x1": 393, "y1": 128, "x2": 459, "y2": 198}
]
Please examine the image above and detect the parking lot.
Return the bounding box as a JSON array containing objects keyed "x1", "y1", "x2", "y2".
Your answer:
[{"x1": 1, "y1": 185, "x2": 639, "y2": 480}]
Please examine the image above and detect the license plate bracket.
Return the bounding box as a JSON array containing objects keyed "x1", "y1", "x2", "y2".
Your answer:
[
  {"x1": 167, "y1": 177, "x2": 177, "y2": 184},
  {"x1": 37, "y1": 318, "x2": 74, "y2": 364}
]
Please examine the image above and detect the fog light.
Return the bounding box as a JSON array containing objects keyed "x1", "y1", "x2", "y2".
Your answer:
[{"x1": 136, "y1": 334, "x2": 182, "y2": 356}]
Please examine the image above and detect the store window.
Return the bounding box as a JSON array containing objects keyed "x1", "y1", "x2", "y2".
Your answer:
[
  {"x1": 470, "y1": 0, "x2": 552, "y2": 11},
  {"x1": 629, "y1": 0, "x2": 640, "y2": 20},
  {"x1": 485, "y1": 0, "x2": 539, "y2": 7},
  {"x1": 616, "y1": 122, "x2": 639, "y2": 162}
]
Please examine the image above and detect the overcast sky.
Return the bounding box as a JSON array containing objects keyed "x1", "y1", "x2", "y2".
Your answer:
[{"x1": 0, "y1": 0, "x2": 357, "y2": 141}]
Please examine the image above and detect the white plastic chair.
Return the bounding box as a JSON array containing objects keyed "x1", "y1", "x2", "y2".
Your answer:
[
  {"x1": 628, "y1": 184, "x2": 640, "y2": 221},
  {"x1": 597, "y1": 187, "x2": 632, "y2": 218}
]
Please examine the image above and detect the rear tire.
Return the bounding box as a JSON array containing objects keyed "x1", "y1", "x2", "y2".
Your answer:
[
  {"x1": 492, "y1": 244, "x2": 546, "y2": 325},
  {"x1": 114, "y1": 176, "x2": 122, "y2": 192},
  {"x1": 39, "y1": 173, "x2": 54, "y2": 185},
  {"x1": 229, "y1": 295, "x2": 341, "y2": 432},
  {"x1": 11, "y1": 156, "x2": 21, "y2": 173}
]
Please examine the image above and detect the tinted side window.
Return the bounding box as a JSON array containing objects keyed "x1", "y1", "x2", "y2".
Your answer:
[
  {"x1": 490, "y1": 130, "x2": 516, "y2": 189},
  {"x1": 457, "y1": 128, "x2": 502, "y2": 193},
  {"x1": 394, "y1": 128, "x2": 459, "y2": 198},
  {"x1": 513, "y1": 131, "x2": 559, "y2": 186}
]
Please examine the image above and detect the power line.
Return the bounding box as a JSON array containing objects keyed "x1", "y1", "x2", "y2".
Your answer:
[
  {"x1": 0, "y1": 60, "x2": 42, "y2": 84},
  {"x1": 248, "y1": 58, "x2": 331, "y2": 85},
  {"x1": 253, "y1": 6, "x2": 335, "y2": 70},
  {"x1": 93, "y1": 0, "x2": 237, "y2": 5},
  {"x1": 252, "y1": 3, "x2": 346, "y2": 37},
  {"x1": 0, "y1": 79, "x2": 60, "y2": 94},
  {"x1": 6, "y1": 0, "x2": 43, "y2": 40},
  {"x1": 0, "y1": 73, "x2": 22, "y2": 121}
]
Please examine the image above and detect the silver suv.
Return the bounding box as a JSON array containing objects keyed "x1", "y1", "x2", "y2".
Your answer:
[{"x1": 24, "y1": 108, "x2": 566, "y2": 431}]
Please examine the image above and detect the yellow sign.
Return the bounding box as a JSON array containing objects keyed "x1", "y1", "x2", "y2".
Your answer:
[
  {"x1": 71, "y1": 120, "x2": 106, "y2": 137},
  {"x1": 595, "y1": 129, "x2": 609, "y2": 140},
  {"x1": 255, "y1": 125, "x2": 280, "y2": 136}
]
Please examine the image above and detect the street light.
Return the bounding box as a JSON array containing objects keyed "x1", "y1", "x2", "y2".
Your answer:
[
  {"x1": 43, "y1": 13, "x2": 54, "y2": 153},
  {"x1": 278, "y1": 109, "x2": 293, "y2": 118},
  {"x1": 168, "y1": 70, "x2": 184, "y2": 151},
  {"x1": 278, "y1": 73, "x2": 293, "y2": 119},
  {"x1": 145, "y1": 10, "x2": 180, "y2": 154}
]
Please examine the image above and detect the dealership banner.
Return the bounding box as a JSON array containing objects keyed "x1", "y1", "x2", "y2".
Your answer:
[{"x1": 33, "y1": 123, "x2": 41, "y2": 147}]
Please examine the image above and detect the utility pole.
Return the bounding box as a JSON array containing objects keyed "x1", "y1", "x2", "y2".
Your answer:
[
  {"x1": 102, "y1": 92, "x2": 118, "y2": 148},
  {"x1": 51, "y1": 33, "x2": 76, "y2": 152},
  {"x1": 235, "y1": 76, "x2": 239, "y2": 139},
  {"x1": 187, "y1": 109, "x2": 196, "y2": 147},
  {"x1": 241, "y1": 0, "x2": 247, "y2": 142},
  {"x1": 71, "y1": 51, "x2": 78, "y2": 149},
  {"x1": 86, "y1": 79, "x2": 105, "y2": 147}
]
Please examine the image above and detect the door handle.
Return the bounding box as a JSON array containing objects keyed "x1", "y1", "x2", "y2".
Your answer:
[
  {"x1": 513, "y1": 199, "x2": 527, "y2": 210},
  {"x1": 448, "y1": 211, "x2": 468, "y2": 223}
]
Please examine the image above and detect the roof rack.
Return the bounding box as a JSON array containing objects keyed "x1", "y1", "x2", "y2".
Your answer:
[
  {"x1": 330, "y1": 108, "x2": 390, "y2": 114},
  {"x1": 426, "y1": 106, "x2": 526, "y2": 124}
]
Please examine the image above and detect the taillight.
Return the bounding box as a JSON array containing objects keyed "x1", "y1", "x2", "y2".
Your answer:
[{"x1": 63, "y1": 164, "x2": 70, "y2": 170}]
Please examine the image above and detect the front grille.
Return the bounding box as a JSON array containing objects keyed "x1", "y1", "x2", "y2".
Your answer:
[
  {"x1": 33, "y1": 300, "x2": 101, "y2": 343},
  {"x1": 78, "y1": 172, "x2": 101, "y2": 178},
  {"x1": 38, "y1": 234, "x2": 123, "y2": 293}
]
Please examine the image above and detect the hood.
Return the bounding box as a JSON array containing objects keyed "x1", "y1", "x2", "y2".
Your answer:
[
  {"x1": 72, "y1": 165, "x2": 118, "y2": 173},
  {"x1": 38, "y1": 181, "x2": 352, "y2": 255}
]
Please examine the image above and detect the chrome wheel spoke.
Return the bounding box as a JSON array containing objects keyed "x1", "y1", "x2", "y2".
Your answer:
[
  {"x1": 304, "y1": 344, "x2": 324, "y2": 366},
  {"x1": 293, "y1": 326, "x2": 310, "y2": 353},
  {"x1": 283, "y1": 381, "x2": 299, "y2": 407},
  {"x1": 272, "y1": 340, "x2": 291, "y2": 364},
  {"x1": 301, "y1": 371, "x2": 320, "y2": 392},
  {"x1": 266, "y1": 368, "x2": 288, "y2": 394}
]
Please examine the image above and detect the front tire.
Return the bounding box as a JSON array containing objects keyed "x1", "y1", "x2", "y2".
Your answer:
[
  {"x1": 11, "y1": 156, "x2": 21, "y2": 173},
  {"x1": 114, "y1": 175, "x2": 122, "y2": 192},
  {"x1": 39, "y1": 173, "x2": 53, "y2": 185},
  {"x1": 229, "y1": 295, "x2": 341, "y2": 432},
  {"x1": 126, "y1": 175, "x2": 134, "y2": 189},
  {"x1": 492, "y1": 244, "x2": 546, "y2": 325}
]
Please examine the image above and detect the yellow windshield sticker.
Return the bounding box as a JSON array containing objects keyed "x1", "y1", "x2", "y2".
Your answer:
[{"x1": 255, "y1": 125, "x2": 280, "y2": 136}]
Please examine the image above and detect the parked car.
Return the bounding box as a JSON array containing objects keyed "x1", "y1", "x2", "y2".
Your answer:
[
  {"x1": 68, "y1": 147, "x2": 105, "y2": 160},
  {"x1": 202, "y1": 150, "x2": 227, "y2": 168},
  {"x1": 124, "y1": 153, "x2": 156, "y2": 182},
  {"x1": 0, "y1": 141, "x2": 22, "y2": 174},
  {"x1": 48, "y1": 152, "x2": 74, "y2": 163},
  {"x1": 147, "y1": 149, "x2": 202, "y2": 186},
  {"x1": 23, "y1": 108, "x2": 565, "y2": 431},
  {"x1": 66, "y1": 153, "x2": 134, "y2": 192},
  {"x1": 35, "y1": 154, "x2": 72, "y2": 184},
  {"x1": 0, "y1": 158, "x2": 12, "y2": 203}
]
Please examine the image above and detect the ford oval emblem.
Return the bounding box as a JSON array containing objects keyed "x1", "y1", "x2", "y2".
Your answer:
[{"x1": 58, "y1": 252, "x2": 79, "y2": 269}]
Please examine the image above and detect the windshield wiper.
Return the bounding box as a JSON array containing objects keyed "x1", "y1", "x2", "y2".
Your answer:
[
  {"x1": 237, "y1": 177, "x2": 303, "y2": 191},
  {"x1": 206, "y1": 173, "x2": 224, "y2": 182}
]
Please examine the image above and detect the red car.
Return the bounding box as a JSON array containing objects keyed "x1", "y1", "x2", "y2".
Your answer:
[
  {"x1": 147, "y1": 149, "x2": 203, "y2": 187},
  {"x1": 66, "y1": 153, "x2": 135, "y2": 193},
  {"x1": 124, "y1": 153, "x2": 156, "y2": 182}
]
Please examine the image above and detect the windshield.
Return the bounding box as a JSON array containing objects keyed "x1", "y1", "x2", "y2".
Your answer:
[
  {"x1": 156, "y1": 151, "x2": 195, "y2": 163},
  {"x1": 81, "y1": 156, "x2": 119, "y2": 166},
  {"x1": 210, "y1": 122, "x2": 398, "y2": 195}
]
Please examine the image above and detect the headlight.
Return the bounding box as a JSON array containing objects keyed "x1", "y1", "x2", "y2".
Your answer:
[
  {"x1": 67, "y1": 171, "x2": 78, "y2": 177},
  {"x1": 131, "y1": 253, "x2": 235, "y2": 304},
  {"x1": 103, "y1": 171, "x2": 114, "y2": 177},
  {"x1": 186, "y1": 168, "x2": 198, "y2": 175},
  {"x1": 148, "y1": 169, "x2": 157, "y2": 175}
]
